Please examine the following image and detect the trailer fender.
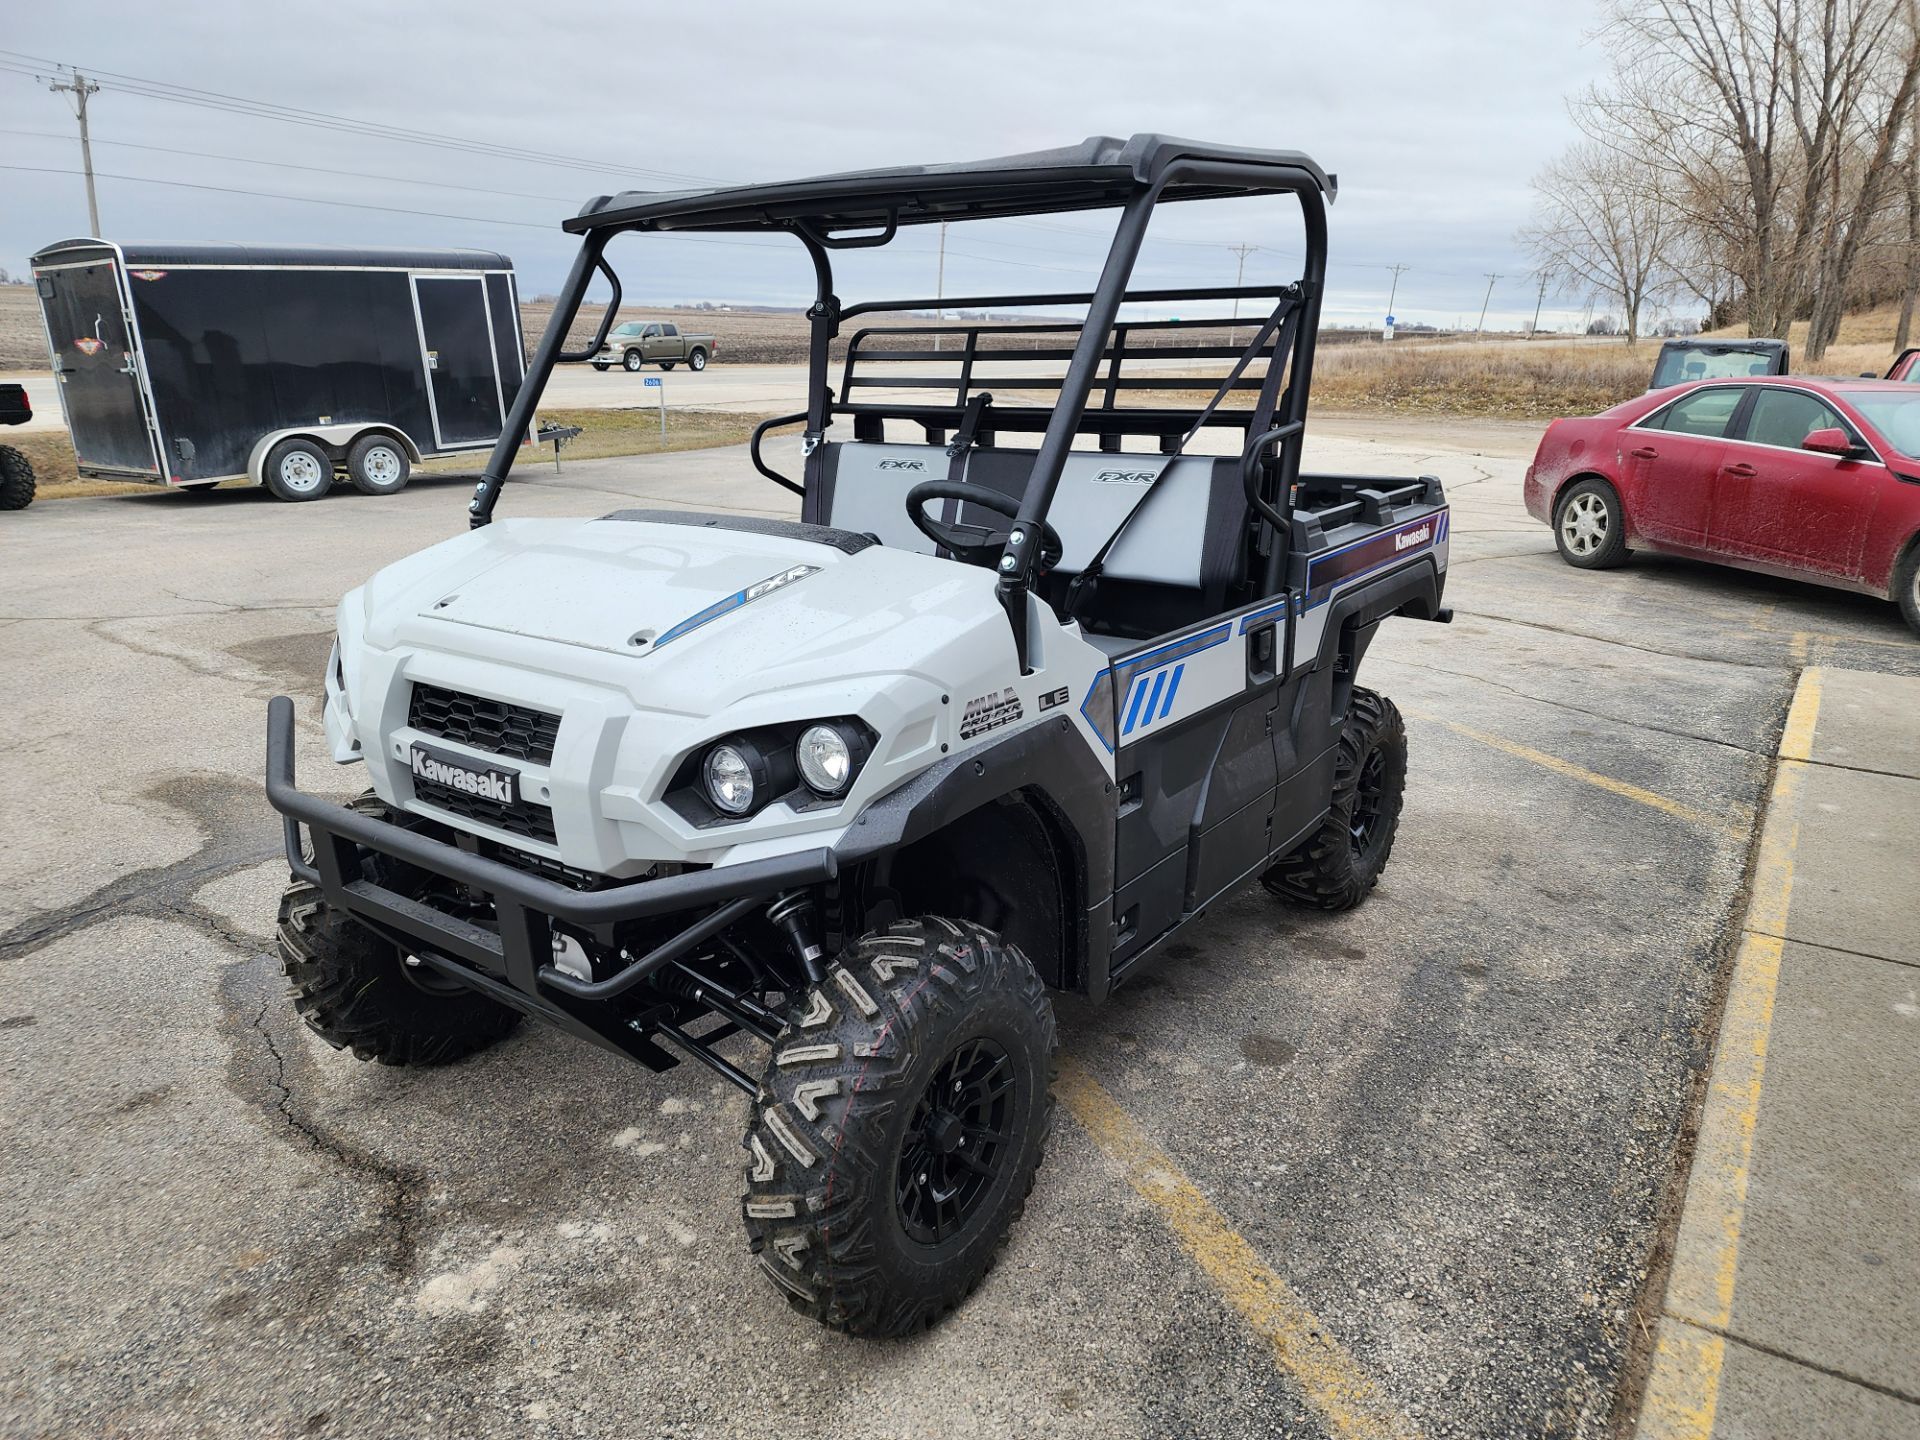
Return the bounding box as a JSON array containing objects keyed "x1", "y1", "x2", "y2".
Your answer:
[{"x1": 247, "y1": 424, "x2": 425, "y2": 485}]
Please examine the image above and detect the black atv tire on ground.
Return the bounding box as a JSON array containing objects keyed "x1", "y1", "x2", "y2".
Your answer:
[
  {"x1": 1262, "y1": 686, "x2": 1407, "y2": 911},
  {"x1": 0, "y1": 445, "x2": 35, "y2": 510},
  {"x1": 276, "y1": 793, "x2": 521, "y2": 1065},
  {"x1": 742, "y1": 917, "x2": 1056, "y2": 1337}
]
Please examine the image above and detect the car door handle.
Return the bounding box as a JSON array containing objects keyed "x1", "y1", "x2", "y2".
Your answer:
[
  {"x1": 1723, "y1": 462, "x2": 1757, "y2": 478},
  {"x1": 1629, "y1": 446, "x2": 1658, "y2": 459}
]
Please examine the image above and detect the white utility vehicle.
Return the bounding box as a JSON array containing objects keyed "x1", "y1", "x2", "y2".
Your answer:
[{"x1": 266, "y1": 135, "x2": 1452, "y2": 1336}]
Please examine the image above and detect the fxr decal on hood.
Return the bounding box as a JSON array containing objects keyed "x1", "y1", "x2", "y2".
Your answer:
[{"x1": 652, "y1": 563, "x2": 821, "y2": 648}]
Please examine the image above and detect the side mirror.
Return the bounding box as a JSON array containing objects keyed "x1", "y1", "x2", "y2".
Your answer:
[{"x1": 1802, "y1": 427, "x2": 1860, "y2": 457}]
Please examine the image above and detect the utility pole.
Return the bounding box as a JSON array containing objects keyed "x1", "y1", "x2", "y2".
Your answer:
[
  {"x1": 1528, "y1": 273, "x2": 1549, "y2": 338},
  {"x1": 1226, "y1": 242, "x2": 1258, "y2": 344},
  {"x1": 933, "y1": 220, "x2": 947, "y2": 353},
  {"x1": 1383, "y1": 263, "x2": 1408, "y2": 341},
  {"x1": 1476, "y1": 273, "x2": 1501, "y2": 335},
  {"x1": 49, "y1": 69, "x2": 102, "y2": 236}
]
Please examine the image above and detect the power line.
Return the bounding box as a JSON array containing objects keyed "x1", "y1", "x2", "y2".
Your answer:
[
  {"x1": 1226, "y1": 242, "x2": 1259, "y2": 343},
  {"x1": 0, "y1": 51, "x2": 720, "y2": 185},
  {"x1": 0, "y1": 127, "x2": 587, "y2": 205}
]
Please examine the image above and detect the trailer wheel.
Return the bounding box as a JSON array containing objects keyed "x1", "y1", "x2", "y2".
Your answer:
[
  {"x1": 0, "y1": 445, "x2": 35, "y2": 510},
  {"x1": 623, "y1": 350, "x2": 645, "y2": 372},
  {"x1": 688, "y1": 348, "x2": 708, "y2": 372},
  {"x1": 263, "y1": 438, "x2": 335, "y2": 502},
  {"x1": 1261, "y1": 687, "x2": 1407, "y2": 911},
  {"x1": 742, "y1": 917, "x2": 1055, "y2": 1337},
  {"x1": 347, "y1": 435, "x2": 411, "y2": 496},
  {"x1": 277, "y1": 792, "x2": 521, "y2": 1065}
]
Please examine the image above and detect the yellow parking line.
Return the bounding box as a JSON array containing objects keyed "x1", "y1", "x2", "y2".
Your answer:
[
  {"x1": 1428, "y1": 717, "x2": 1730, "y2": 832},
  {"x1": 1056, "y1": 1057, "x2": 1421, "y2": 1440},
  {"x1": 1635, "y1": 668, "x2": 1822, "y2": 1440}
]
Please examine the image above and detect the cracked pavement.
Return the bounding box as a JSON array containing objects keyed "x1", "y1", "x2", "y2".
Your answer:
[{"x1": 2, "y1": 420, "x2": 1915, "y2": 1439}]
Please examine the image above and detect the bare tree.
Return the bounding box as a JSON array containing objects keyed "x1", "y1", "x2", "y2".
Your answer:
[{"x1": 1519, "y1": 141, "x2": 1675, "y2": 344}]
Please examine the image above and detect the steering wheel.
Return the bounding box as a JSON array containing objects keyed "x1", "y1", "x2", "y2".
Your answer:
[{"x1": 905, "y1": 480, "x2": 1064, "y2": 572}]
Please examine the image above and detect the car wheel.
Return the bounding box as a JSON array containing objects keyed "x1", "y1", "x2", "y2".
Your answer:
[
  {"x1": 660, "y1": 361, "x2": 676, "y2": 371},
  {"x1": 347, "y1": 435, "x2": 411, "y2": 496},
  {"x1": 688, "y1": 348, "x2": 707, "y2": 371},
  {"x1": 623, "y1": 350, "x2": 644, "y2": 372},
  {"x1": 1553, "y1": 478, "x2": 1631, "y2": 569},
  {"x1": 1895, "y1": 541, "x2": 1920, "y2": 637},
  {"x1": 592, "y1": 361, "x2": 610, "y2": 372},
  {"x1": 263, "y1": 438, "x2": 335, "y2": 502}
]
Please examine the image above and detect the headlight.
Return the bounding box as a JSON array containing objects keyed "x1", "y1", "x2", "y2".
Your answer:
[
  {"x1": 702, "y1": 742, "x2": 758, "y2": 815},
  {"x1": 796, "y1": 724, "x2": 853, "y2": 795}
]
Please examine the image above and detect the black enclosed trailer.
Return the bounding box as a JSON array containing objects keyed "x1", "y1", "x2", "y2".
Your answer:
[{"x1": 29, "y1": 240, "x2": 530, "y2": 499}]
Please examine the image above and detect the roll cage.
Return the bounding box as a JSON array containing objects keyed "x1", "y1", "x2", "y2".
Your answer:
[{"x1": 466, "y1": 134, "x2": 1336, "y2": 667}]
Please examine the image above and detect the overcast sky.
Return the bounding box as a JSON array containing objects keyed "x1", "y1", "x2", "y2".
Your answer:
[{"x1": 3, "y1": 1, "x2": 1623, "y2": 331}]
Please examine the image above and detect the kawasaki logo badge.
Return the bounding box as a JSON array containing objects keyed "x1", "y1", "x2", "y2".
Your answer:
[
  {"x1": 1394, "y1": 524, "x2": 1432, "y2": 552},
  {"x1": 409, "y1": 743, "x2": 518, "y2": 805}
]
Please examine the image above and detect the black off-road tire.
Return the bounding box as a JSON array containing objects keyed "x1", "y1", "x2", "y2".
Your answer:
[
  {"x1": 1894, "y1": 541, "x2": 1920, "y2": 637},
  {"x1": 742, "y1": 917, "x2": 1056, "y2": 1337},
  {"x1": 1553, "y1": 477, "x2": 1631, "y2": 569},
  {"x1": 276, "y1": 794, "x2": 520, "y2": 1065},
  {"x1": 346, "y1": 434, "x2": 411, "y2": 496},
  {"x1": 623, "y1": 350, "x2": 645, "y2": 372},
  {"x1": 1262, "y1": 687, "x2": 1407, "y2": 911},
  {"x1": 660, "y1": 360, "x2": 676, "y2": 371},
  {"x1": 688, "y1": 348, "x2": 708, "y2": 372},
  {"x1": 0, "y1": 445, "x2": 35, "y2": 510}
]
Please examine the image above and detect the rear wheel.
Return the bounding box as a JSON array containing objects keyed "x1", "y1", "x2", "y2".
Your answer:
[
  {"x1": 742, "y1": 917, "x2": 1055, "y2": 1336},
  {"x1": 1554, "y1": 478, "x2": 1631, "y2": 569},
  {"x1": 1895, "y1": 540, "x2": 1920, "y2": 637},
  {"x1": 263, "y1": 438, "x2": 334, "y2": 502},
  {"x1": 623, "y1": 350, "x2": 644, "y2": 372},
  {"x1": 0, "y1": 445, "x2": 35, "y2": 510},
  {"x1": 347, "y1": 434, "x2": 411, "y2": 496},
  {"x1": 688, "y1": 348, "x2": 708, "y2": 372},
  {"x1": 277, "y1": 792, "x2": 520, "y2": 1065},
  {"x1": 1262, "y1": 687, "x2": 1407, "y2": 911}
]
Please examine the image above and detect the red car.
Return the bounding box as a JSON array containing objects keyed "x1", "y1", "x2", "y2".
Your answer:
[{"x1": 1524, "y1": 376, "x2": 1920, "y2": 634}]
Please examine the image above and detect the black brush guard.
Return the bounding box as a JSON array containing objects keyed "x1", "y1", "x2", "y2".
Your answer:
[{"x1": 264, "y1": 696, "x2": 832, "y2": 1084}]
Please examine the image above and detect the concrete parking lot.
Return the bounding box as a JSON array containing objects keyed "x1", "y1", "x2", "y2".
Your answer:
[{"x1": 2, "y1": 416, "x2": 1915, "y2": 1439}]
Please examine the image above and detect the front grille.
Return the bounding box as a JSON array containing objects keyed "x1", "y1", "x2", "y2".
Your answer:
[
  {"x1": 409, "y1": 683, "x2": 560, "y2": 764},
  {"x1": 412, "y1": 774, "x2": 558, "y2": 845}
]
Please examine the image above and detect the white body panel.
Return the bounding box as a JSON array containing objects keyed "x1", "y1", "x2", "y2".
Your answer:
[{"x1": 329, "y1": 517, "x2": 1114, "y2": 876}]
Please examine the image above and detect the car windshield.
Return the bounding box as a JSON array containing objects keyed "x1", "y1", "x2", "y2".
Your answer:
[
  {"x1": 613, "y1": 323, "x2": 642, "y2": 336},
  {"x1": 1835, "y1": 390, "x2": 1920, "y2": 458},
  {"x1": 1651, "y1": 346, "x2": 1779, "y2": 388}
]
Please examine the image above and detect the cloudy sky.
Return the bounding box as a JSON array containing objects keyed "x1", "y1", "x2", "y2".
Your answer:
[{"x1": 2, "y1": 1, "x2": 1622, "y2": 331}]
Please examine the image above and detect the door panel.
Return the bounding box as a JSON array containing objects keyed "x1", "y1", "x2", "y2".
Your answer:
[
  {"x1": 413, "y1": 276, "x2": 503, "y2": 446},
  {"x1": 1713, "y1": 391, "x2": 1878, "y2": 577},
  {"x1": 38, "y1": 262, "x2": 158, "y2": 474},
  {"x1": 1620, "y1": 387, "x2": 1744, "y2": 545}
]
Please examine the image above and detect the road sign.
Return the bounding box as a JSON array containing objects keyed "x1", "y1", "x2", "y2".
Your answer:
[
  {"x1": 643, "y1": 376, "x2": 662, "y2": 387},
  {"x1": 644, "y1": 375, "x2": 666, "y2": 442}
]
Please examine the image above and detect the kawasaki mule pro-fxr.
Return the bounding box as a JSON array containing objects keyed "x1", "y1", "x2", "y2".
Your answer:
[{"x1": 265, "y1": 135, "x2": 1452, "y2": 1335}]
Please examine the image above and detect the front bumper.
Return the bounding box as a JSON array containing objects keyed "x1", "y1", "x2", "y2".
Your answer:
[{"x1": 266, "y1": 696, "x2": 834, "y2": 1032}]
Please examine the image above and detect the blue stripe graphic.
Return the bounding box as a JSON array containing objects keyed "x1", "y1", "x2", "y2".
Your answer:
[
  {"x1": 1157, "y1": 664, "x2": 1183, "y2": 719},
  {"x1": 1122, "y1": 676, "x2": 1151, "y2": 735}
]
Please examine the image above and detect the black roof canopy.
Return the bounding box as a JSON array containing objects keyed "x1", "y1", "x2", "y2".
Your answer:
[
  {"x1": 31, "y1": 239, "x2": 515, "y2": 270},
  {"x1": 566, "y1": 133, "x2": 1334, "y2": 236}
]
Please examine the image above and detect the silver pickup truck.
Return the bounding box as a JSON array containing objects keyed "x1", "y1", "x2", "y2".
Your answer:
[{"x1": 592, "y1": 320, "x2": 716, "y2": 373}]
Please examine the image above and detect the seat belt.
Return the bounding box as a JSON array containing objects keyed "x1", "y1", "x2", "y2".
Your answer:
[
  {"x1": 945, "y1": 391, "x2": 993, "y2": 486},
  {"x1": 1063, "y1": 300, "x2": 1299, "y2": 622}
]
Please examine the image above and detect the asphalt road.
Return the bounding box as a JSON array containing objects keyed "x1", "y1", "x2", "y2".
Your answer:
[{"x1": 2, "y1": 418, "x2": 1915, "y2": 1439}]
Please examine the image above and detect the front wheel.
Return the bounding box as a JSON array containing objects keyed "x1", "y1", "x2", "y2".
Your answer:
[
  {"x1": 1262, "y1": 687, "x2": 1407, "y2": 911},
  {"x1": 592, "y1": 361, "x2": 610, "y2": 373},
  {"x1": 1895, "y1": 541, "x2": 1920, "y2": 637},
  {"x1": 687, "y1": 348, "x2": 707, "y2": 372},
  {"x1": 0, "y1": 445, "x2": 36, "y2": 510},
  {"x1": 263, "y1": 438, "x2": 334, "y2": 502},
  {"x1": 1554, "y1": 478, "x2": 1631, "y2": 569},
  {"x1": 623, "y1": 350, "x2": 644, "y2": 372},
  {"x1": 742, "y1": 917, "x2": 1056, "y2": 1336},
  {"x1": 277, "y1": 793, "x2": 520, "y2": 1064},
  {"x1": 659, "y1": 361, "x2": 676, "y2": 371}
]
